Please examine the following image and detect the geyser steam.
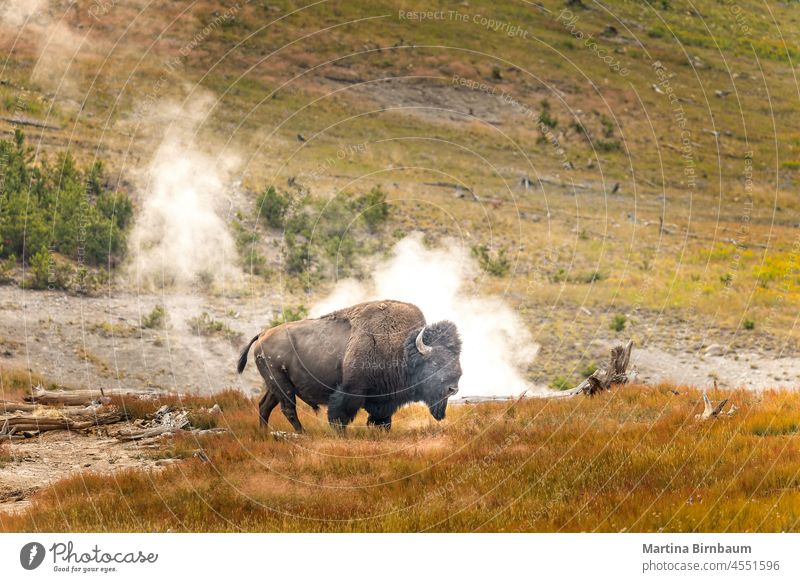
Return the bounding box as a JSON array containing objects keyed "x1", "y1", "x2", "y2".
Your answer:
[
  {"x1": 130, "y1": 97, "x2": 240, "y2": 288},
  {"x1": 311, "y1": 234, "x2": 539, "y2": 397}
]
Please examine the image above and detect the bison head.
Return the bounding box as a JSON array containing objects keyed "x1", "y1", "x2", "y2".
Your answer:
[{"x1": 406, "y1": 321, "x2": 462, "y2": 420}]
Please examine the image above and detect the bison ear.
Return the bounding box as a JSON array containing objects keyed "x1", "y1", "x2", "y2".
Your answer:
[{"x1": 415, "y1": 326, "x2": 433, "y2": 356}]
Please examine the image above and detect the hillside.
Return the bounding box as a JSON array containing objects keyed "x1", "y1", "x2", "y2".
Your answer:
[{"x1": 0, "y1": 0, "x2": 798, "y2": 388}]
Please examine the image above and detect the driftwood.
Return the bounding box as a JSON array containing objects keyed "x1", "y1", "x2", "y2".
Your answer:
[
  {"x1": 26, "y1": 386, "x2": 156, "y2": 406},
  {"x1": 696, "y1": 389, "x2": 736, "y2": 420},
  {"x1": 115, "y1": 406, "x2": 189, "y2": 441},
  {"x1": 569, "y1": 340, "x2": 635, "y2": 396},
  {"x1": 0, "y1": 400, "x2": 39, "y2": 413},
  {"x1": 0, "y1": 410, "x2": 124, "y2": 437},
  {"x1": 116, "y1": 424, "x2": 186, "y2": 441}
]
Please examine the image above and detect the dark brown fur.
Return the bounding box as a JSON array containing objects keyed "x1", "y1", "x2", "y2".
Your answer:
[{"x1": 238, "y1": 300, "x2": 461, "y2": 432}]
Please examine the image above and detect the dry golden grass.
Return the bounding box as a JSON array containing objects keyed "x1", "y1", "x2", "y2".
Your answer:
[
  {"x1": 0, "y1": 366, "x2": 57, "y2": 401},
  {"x1": 3, "y1": 384, "x2": 800, "y2": 532}
]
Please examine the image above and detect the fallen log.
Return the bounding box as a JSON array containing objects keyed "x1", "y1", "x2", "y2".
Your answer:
[
  {"x1": 0, "y1": 401, "x2": 39, "y2": 413},
  {"x1": 569, "y1": 340, "x2": 636, "y2": 396},
  {"x1": 1, "y1": 401, "x2": 107, "y2": 416},
  {"x1": 26, "y1": 386, "x2": 157, "y2": 406},
  {"x1": 0, "y1": 411, "x2": 123, "y2": 435}
]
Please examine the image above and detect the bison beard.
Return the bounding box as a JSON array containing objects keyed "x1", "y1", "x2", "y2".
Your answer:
[{"x1": 237, "y1": 300, "x2": 462, "y2": 432}]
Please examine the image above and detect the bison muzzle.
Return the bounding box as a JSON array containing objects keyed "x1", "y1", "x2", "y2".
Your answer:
[{"x1": 237, "y1": 300, "x2": 462, "y2": 432}]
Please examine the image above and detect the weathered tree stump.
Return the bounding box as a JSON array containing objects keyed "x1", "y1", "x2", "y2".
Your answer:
[{"x1": 569, "y1": 340, "x2": 635, "y2": 396}]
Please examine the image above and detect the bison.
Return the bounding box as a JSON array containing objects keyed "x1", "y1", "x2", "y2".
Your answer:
[{"x1": 237, "y1": 300, "x2": 462, "y2": 432}]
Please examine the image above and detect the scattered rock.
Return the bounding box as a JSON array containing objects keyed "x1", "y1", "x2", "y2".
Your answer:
[{"x1": 704, "y1": 344, "x2": 730, "y2": 357}]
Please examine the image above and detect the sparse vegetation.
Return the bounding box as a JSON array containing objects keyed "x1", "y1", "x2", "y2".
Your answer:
[
  {"x1": 256, "y1": 185, "x2": 290, "y2": 228},
  {"x1": 610, "y1": 314, "x2": 627, "y2": 332},
  {"x1": 142, "y1": 305, "x2": 168, "y2": 329},
  {"x1": 538, "y1": 99, "x2": 557, "y2": 129},
  {"x1": 187, "y1": 312, "x2": 242, "y2": 344},
  {"x1": 580, "y1": 363, "x2": 598, "y2": 378},
  {"x1": 550, "y1": 374, "x2": 572, "y2": 390},
  {"x1": 269, "y1": 304, "x2": 309, "y2": 328},
  {"x1": 472, "y1": 244, "x2": 511, "y2": 277},
  {"x1": 355, "y1": 186, "x2": 390, "y2": 231}
]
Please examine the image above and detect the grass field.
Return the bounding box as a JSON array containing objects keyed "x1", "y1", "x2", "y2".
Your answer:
[{"x1": 3, "y1": 384, "x2": 800, "y2": 532}]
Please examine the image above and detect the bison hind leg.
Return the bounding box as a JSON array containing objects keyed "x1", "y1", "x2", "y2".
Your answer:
[
  {"x1": 259, "y1": 391, "x2": 280, "y2": 428},
  {"x1": 279, "y1": 395, "x2": 304, "y2": 433}
]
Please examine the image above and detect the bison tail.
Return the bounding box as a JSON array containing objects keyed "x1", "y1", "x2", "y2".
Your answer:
[{"x1": 237, "y1": 334, "x2": 260, "y2": 374}]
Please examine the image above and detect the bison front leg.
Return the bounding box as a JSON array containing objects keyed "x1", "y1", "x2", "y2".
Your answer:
[
  {"x1": 364, "y1": 399, "x2": 393, "y2": 431},
  {"x1": 327, "y1": 387, "x2": 363, "y2": 431},
  {"x1": 367, "y1": 415, "x2": 392, "y2": 430}
]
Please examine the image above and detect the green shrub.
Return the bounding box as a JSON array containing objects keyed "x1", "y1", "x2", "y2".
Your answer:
[
  {"x1": 550, "y1": 375, "x2": 572, "y2": 391},
  {"x1": 0, "y1": 131, "x2": 131, "y2": 267},
  {"x1": 610, "y1": 314, "x2": 627, "y2": 332},
  {"x1": 743, "y1": 318, "x2": 755, "y2": 330},
  {"x1": 538, "y1": 99, "x2": 557, "y2": 129},
  {"x1": 472, "y1": 244, "x2": 511, "y2": 277},
  {"x1": 355, "y1": 186, "x2": 389, "y2": 231},
  {"x1": 581, "y1": 363, "x2": 598, "y2": 378},
  {"x1": 188, "y1": 312, "x2": 242, "y2": 343},
  {"x1": 596, "y1": 139, "x2": 622, "y2": 153},
  {"x1": 270, "y1": 304, "x2": 308, "y2": 328},
  {"x1": 27, "y1": 247, "x2": 51, "y2": 290},
  {"x1": 256, "y1": 185, "x2": 290, "y2": 228},
  {"x1": 142, "y1": 305, "x2": 168, "y2": 329},
  {"x1": 283, "y1": 233, "x2": 313, "y2": 274}
]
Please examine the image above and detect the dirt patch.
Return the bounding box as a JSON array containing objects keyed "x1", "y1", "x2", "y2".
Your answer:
[
  {"x1": 0, "y1": 286, "x2": 281, "y2": 396},
  {"x1": 632, "y1": 346, "x2": 800, "y2": 390},
  {"x1": 0, "y1": 429, "x2": 174, "y2": 515}
]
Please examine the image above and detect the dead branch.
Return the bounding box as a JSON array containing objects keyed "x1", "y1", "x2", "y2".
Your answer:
[
  {"x1": 116, "y1": 424, "x2": 185, "y2": 441},
  {"x1": 695, "y1": 389, "x2": 736, "y2": 420},
  {"x1": 115, "y1": 406, "x2": 189, "y2": 441},
  {"x1": 569, "y1": 340, "x2": 636, "y2": 396}
]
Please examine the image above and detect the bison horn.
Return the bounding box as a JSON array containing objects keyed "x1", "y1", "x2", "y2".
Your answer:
[{"x1": 415, "y1": 326, "x2": 433, "y2": 355}]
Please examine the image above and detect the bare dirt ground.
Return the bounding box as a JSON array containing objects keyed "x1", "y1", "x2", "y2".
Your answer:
[
  {"x1": 3, "y1": 285, "x2": 799, "y2": 399},
  {"x1": 0, "y1": 429, "x2": 172, "y2": 516},
  {"x1": 0, "y1": 285, "x2": 281, "y2": 396}
]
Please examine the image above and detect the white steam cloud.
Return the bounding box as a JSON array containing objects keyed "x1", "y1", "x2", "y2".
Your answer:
[
  {"x1": 130, "y1": 96, "x2": 241, "y2": 288},
  {"x1": 311, "y1": 234, "x2": 540, "y2": 397},
  {"x1": 0, "y1": 0, "x2": 86, "y2": 95}
]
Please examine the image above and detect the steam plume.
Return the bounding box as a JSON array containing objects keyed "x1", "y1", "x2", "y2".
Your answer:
[
  {"x1": 0, "y1": 0, "x2": 86, "y2": 95},
  {"x1": 311, "y1": 234, "x2": 540, "y2": 397},
  {"x1": 130, "y1": 96, "x2": 241, "y2": 289}
]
